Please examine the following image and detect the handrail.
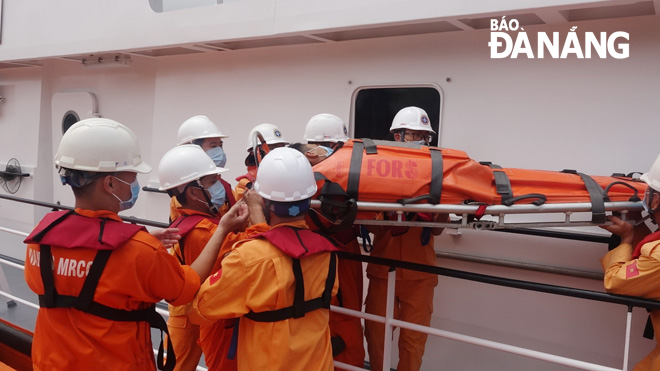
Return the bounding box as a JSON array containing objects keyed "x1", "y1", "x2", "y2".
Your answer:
[
  {"x1": 142, "y1": 186, "x2": 168, "y2": 194},
  {"x1": 0, "y1": 193, "x2": 168, "y2": 228}
]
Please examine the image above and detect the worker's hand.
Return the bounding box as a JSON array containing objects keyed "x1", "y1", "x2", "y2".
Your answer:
[
  {"x1": 600, "y1": 216, "x2": 634, "y2": 245},
  {"x1": 243, "y1": 189, "x2": 267, "y2": 225},
  {"x1": 219, "y1": 201, "x2": 249, "y2": 231},
  {"x1": 152, "y1": 228, "x2": 181, "y2": 248}
]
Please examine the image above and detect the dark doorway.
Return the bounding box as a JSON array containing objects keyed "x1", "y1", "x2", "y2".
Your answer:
[{"x1": 354, "y1": 87, "x2": 441, "y2": 146}]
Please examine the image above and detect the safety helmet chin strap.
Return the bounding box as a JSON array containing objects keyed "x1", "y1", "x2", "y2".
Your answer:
[
  {"x1": 189, "y1": 180, "x2": 218, "y2": 215},
  {"x1": 647, "y1": 188, "x2": 660, "y2": 215}
]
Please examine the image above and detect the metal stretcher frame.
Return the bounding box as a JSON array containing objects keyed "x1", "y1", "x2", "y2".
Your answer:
[{"x1": 310, "y1": 200, "x2": 646, "y2": 230}]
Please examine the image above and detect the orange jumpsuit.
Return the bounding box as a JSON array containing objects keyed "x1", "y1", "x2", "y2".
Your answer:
[
  {"x1": 197, "y1": 222, "x2": 269, "y2": 371},
  {"x1": 24, "y1": 209, "x2": 200, "y2": 371},
  {"x1": 365, "y1": 214, "x2": 438, "y2": 371},
  {"x1": 323, "y1": 227, "x2": 365, "y2": 368},
  {"x1": 602, "y1": 233, "x2": 660, "y2": 371},
  {"x1": 167, "y1": 209, "x2": 220, "y2": 371},
  {"x1": 233, "y1": 168, "x2": 256, "y2": 201},
  {"x1": 190, "y1": 220, "x2": 339, "y2": 371}
]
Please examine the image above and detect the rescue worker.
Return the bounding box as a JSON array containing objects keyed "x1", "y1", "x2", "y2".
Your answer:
[
  {"x1": 601, "y1": 153, "x2": 660, "y2": 371},
  {"x1": 291, "y1": 140, "x2": 367, "y2": 369},
  {"x1": 171, "y1": 115, "x2": 236, "y2": 222},
  {"x1": 159, "y1": 145, "x2": 268, "y2": 371},
  {"x1": 303, "y1": 113, "x2": 349, "y2": 151},
  {"x1": 364, "y1": 106, "x2": 446, "y2": 371},
  {"x1": 190, "y1": 147, "x2": 339, "y2": 371},
  {"x1": 234, "y1": 123, "x2": 289, "y2": 200},
  {"x1": 289, "y1": 142, "x2": 333, "y2": 166},
  {"x1": 23, "y1": 118, "x2": 248, "y2": 371}
]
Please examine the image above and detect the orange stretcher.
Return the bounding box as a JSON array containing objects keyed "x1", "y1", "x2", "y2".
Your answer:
[{"x1": 310, "y1": 139, "x2": 646, "y2": 228}]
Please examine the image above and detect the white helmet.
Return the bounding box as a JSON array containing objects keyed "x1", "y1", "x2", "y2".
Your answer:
[
  {"x1": 254, "y1": 147, "x2": 317, "y2": 202},
  {"x1": 246, "y1": 123, "x2": 289, "y2": 150},
  {"x1": 158, "y1": 144, "x2": 228, "y2": 191},
  {"x1": 55, "y1": 118, "x2": 151, "y2": 173},
  {"x1": 641, "y1": 153, "x2": 660, "y2": 192},
  {"x1": 303, "y1": 113, "x2": 349, "y2": 143},
  {"x1": 177, "y1": 115, "x2": 228, "y2": 145},
  {"x1": 389, "y1": 106, "x2": 436, "y2": 133}
]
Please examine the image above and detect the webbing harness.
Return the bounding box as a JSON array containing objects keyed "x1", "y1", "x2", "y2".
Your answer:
[
  {"x1": 33, "y1": 211, "x2": 176, "y2": 371},
  {"x1": 244, "y1": 252, "x2": 337, "y2": 322},
  {"x1": 169, "y1": 214, "x2": 219, "y2": 265}
]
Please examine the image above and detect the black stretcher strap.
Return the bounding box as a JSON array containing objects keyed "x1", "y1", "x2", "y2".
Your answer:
[
  {"x1": 493, "y1": 171, "x2": 513, "y2": 204},
  {"x1": 429, "y1": 148, "x2": 443, "y2": 204},
  {"x1": 244, "y1": 252, "x2": 337, "y2": 322},
  {"x1": 362, "y1": 138, "x2": 378, "y2": 155},
  {"x1": 562, "y1": 169, "x2": 607, "y2": 224},
  {"x1": 480, "y1": 162, "x2": 513, "y2": 204},
  {"x1": 346, "y1": 141, "x2": 365, "y2": 200}
]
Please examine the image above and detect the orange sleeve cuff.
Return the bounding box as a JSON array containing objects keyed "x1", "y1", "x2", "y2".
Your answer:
[{"x1": 169, "y1": 265, "x2": 201, "y2": 306}]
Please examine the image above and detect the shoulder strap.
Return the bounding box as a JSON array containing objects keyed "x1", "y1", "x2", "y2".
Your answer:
[
  {"x1": 220, "y1": 178, "x2": 237, "y2": 207},
  {"x1": 170, "y1": 214, "x2": 213, "y2": 265},
  {"x1": 243, "y1": 252, "x2": 336, "y2": 322}
]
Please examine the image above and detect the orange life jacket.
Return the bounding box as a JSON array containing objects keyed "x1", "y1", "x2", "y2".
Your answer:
[
  {"x1": 23, "y1": 210, "x2": 175, "y2": 371},
  {"x1": 243, "y1": 227, "x2": 338, "y2": 322},
  {"x1": 169, "y1": 214, "x2": 219, "y2": 265}
]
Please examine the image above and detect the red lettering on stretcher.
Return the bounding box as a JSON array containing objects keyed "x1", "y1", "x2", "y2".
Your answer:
[{"x1": 366, "y1": 159, "x2": 418, "y2": 179}]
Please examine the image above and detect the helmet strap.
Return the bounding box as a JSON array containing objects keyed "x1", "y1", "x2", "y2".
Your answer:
[{"x1": 195, "y1": 179, "x2": 219, "y2": 215}]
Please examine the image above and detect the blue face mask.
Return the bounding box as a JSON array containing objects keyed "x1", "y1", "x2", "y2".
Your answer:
[
  {"x1": 112, "y1": 177, "x2": 140, "y2": 211},
  {"x1": 206, "y1": 147, "x2": 227, "y2": 168},
  {"x1": 318, "y1": 145, "x2": 334, "y2": 157},
  {"x1": 206, "y1": 180, "x2": 226, "y2": 209},
  {"x1": 409, "y1": 140, "x2": 428, "y2": 146}
]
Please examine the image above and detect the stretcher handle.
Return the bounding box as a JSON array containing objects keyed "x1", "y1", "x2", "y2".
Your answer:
[
  {"x1": 604, "y1": 181, "x2": 641, "y2": 201},
  {"x1": 398, "y1": 194, "x2": 438, "y2": 205},
  {"x1": 501, "y1": 193, "x2": 547, "y2": 206}
]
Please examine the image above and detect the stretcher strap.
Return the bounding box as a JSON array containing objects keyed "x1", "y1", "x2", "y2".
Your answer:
[
  {"x1": 481, "y1": 162, "x2": 546, "y2": 206},
  {"x1": 562, "y1": 169, "x2": 607, "y2": 224},
  {"x1": 493, "y1": 171, "x2": 513, "y2": 204},
  {"x1": 363, "y1": 138, "x2": 378, "y2": 154},
  {"x1": 429, "y1": 148, "x2": 443, "y2": 204},
  {"x1": 346, "y1": 141, "x2": 365, "y2": 200},
  {"x1": 243, "y1": 252, "x2": 336, "y2": 322},
  {"x1": 480, "y1": 162, "x2": 514, "y2": 204}
]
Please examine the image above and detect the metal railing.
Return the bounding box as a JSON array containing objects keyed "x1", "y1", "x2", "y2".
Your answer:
[{"x1": 1, "y1": 194, "x2": 659, "y2": 370}]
